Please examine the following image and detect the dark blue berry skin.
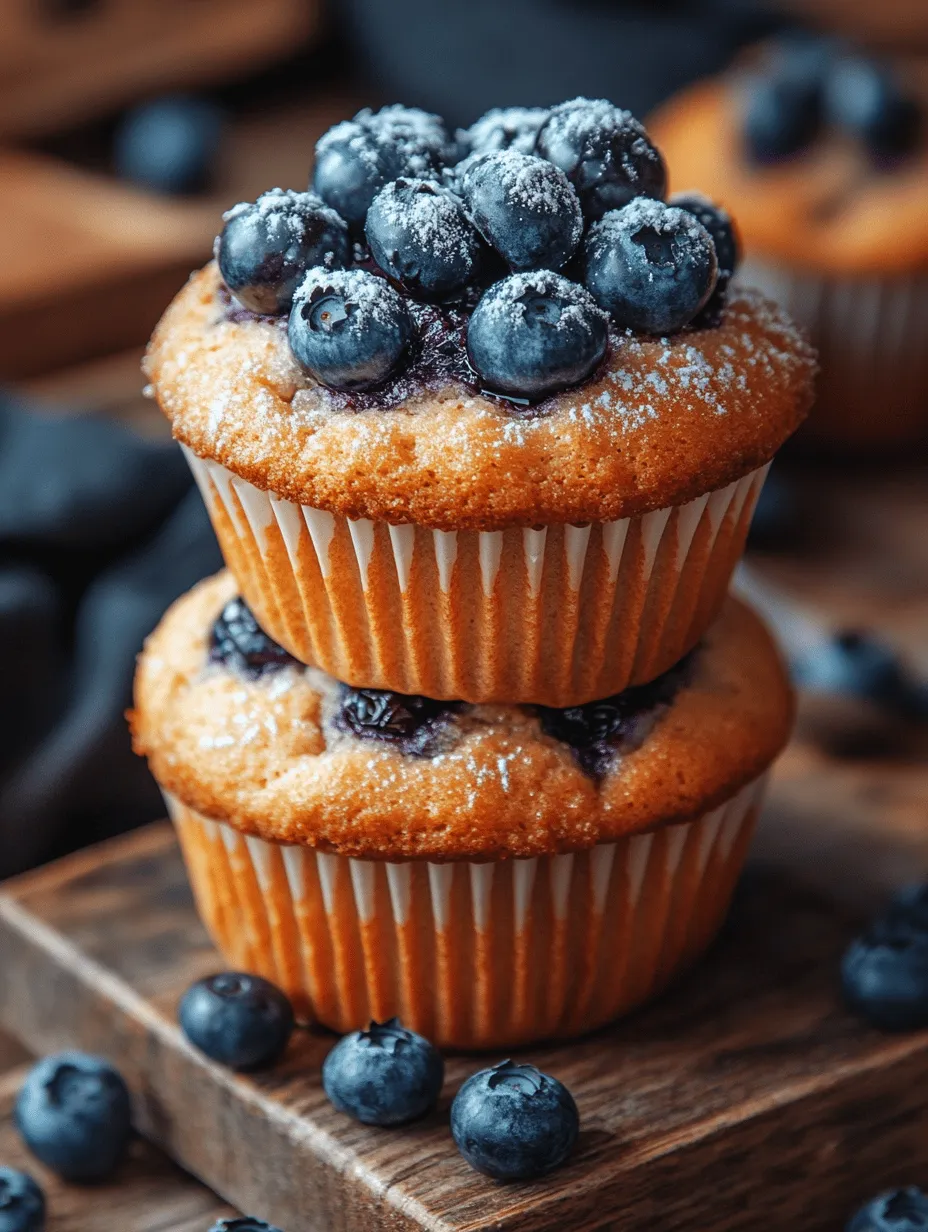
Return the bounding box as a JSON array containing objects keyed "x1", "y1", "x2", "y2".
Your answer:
[
  {"x1": 462, "y1": 150, "x2": 582, "y2": 273},
  {"x1": 365, "y1": 179, "x2": 483, "y2": 302},
  {"x1": 113, "y1": 95, "x2": 223, "y2": 195},
  {"x1": 451, "y1": 1060, "x2": 579, "y2": 1181},
  {"x1": 208, "y1": 1220, "x2": 284, "y2": 1232},
  {"x1": 179, "y1": 973, "x2": 294, "y2": 1071},
  {"x1": 467, "y1": 271, "x2": 607, "y2": 401},
  {"x1": 218, "y1": 189, "x2": 350, "y2": 315},
  {"x1": 793, "y1": 631, "x2": 926, "y2": 720},
  {"x1": 846, "y1": 1187, "x2": 928, "y2": 1231},
  {"x1": 535, "y1": 98, "x2": 666, "y2": 221},
  {"x1": 886, "y1": 884, "x2": 928, "y2": 934},
  {"x1": 210, "y1": 597, "x2": 296, "y2": 677},
  {"x1": 743, "y1": 74, "x2": 822, "y2": 162},
  {"x1": 669, "y1": 192, "x2": 739, "y2": 280},
  {"x1": 289, "y1": 268, "x2": 415, "y2": 391},
  {"x1": 0, "y1": 1167, "x2": 45, "y2": 1232},
  {"x1": 335, "y1": 686, "x2": 458, "y2": 757},
  {"x1": 825, "y1": 59, "x2": 921, "y2": 160},
  {"x1": 583, "y1": 199, "x2": 718, "y2": 335},
  {"x1": 322, "y1": 1019, "x2": 444, "y2": 1127},
  {"x1": 842, "y1": 918, "x2": 928, "y2": 1031},
  {"x1": 15, "y1": 1053, "x2": 132, "y2": 1182}
]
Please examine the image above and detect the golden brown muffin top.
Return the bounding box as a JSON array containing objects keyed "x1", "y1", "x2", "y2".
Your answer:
[
  {"x1": 131, "y1": 572, "x2": 793, "y2": 861},
  {"x1": 651, "y1": 78, "x2": 928, "y2": 276},
  {"x1": 145, "y1": 263, "x2": 813, "y2": 531}
]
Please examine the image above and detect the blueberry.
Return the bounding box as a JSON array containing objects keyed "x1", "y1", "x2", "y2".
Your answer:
[
  {"x1": 467, "y1": 271, "x2": 607, "y2": 400},
  {"x1": 0, "y1": 1167, "x2": 45, "y2": 1232},
  {"x1": 289, "y1": 268, "x2": 414, "y2": 391},
  {"x1": 366, "y1": 179, "x2": 483, "y2": 301},
  {"x1": 334, "y1": 686, "x2": 456, "y2": 756},
  {"x1": 113, "y1": 95, "x2": 223, "y2": 195},
  {"x1": 451, "y1": 1060, "x2": 579, "y2": 1181},
  {"x1": 886, "y1": 884, "x2": 928, "y2": 934},
  {"x1": 743, "y1": 73, "x2": 822, "y2": 162},
  {"x1": 15, "y1": 1052, "x2": 132, "y2": 1182},
  {"x1": 313, "y1": 105, "x2": 450, "y2": 229},
  {"x1": 462, "y1": 150, "x2": 582, "y2": 272},
  {"x1": 460, "y1": 106, "x2": 550, "y2": 158},
  {"x1": 217, "y1": 189, "x2": 350, "y2": 315},
  {"x1": 179, "y1": 973, "x2": 294, "y2": 1071},
  {"x1": 322, "y1": 1018, "x2": 444, "y2": 1126},
  {"x1": 210, "y1": 597, "x2": 296, "y2": 678},
  {"x1": 842, "y1": 919, "x2": 928, "y2": 1030},
  {"x1": 208, "y1": 1220, "x2": 284, "y2": 1232},
  {"x1": 669, "y1": 192, "x2": 739, "y2": 280},
  {"x1": 583, "y1": 198, "x2": 717, "y2": 334},
  {"x1": 825, "y1": 58, "x2": 921, "y2": 160},
  {"x1": 847, "y1": 1187, "x2": 928, "y2": 1231},
  {"x1": 534, "y1": 97, "x2": 666, "y2": 220},
  {"x1": 792, "y1": 630, "x2": 925, "y2": 719}
]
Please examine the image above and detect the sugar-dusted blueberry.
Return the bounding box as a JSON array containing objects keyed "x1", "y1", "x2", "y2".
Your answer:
[
  {"x1": 583, "y1": 197, "x2": 717, "y2": 334},
  {"x1": 451, "y1": 1060, "x2": 579, "y2": 1181},
  {"x1": 335, "y1": 686, "x2": 455, "y2": 755},
  {"x1": 460, "y1": 106, "x2": 550, "y2": 157},
  {"x1": 0, "y1": 1167, "x2": 45, "y2": 1232},
  {"x1": 217, "y1": 188, "x2": 349, "y2": 316},
  {"x1": 846, "y1": 1187, "x2": 928, "y2": 1232},
  {"x1": 289, "y1": 267, "x2": 415, "y2": 391},
  {"x1": 467, "y1": 271, "x2": 607, "y2": 400},
  {"x1": 743, "y1": 73, "x2": 822, "y2": 162},
  {"x1": 462, "y1": 150, "x2": 582, "y2": 272},
  {"x1": 313, "y1": 105, "x2": 450, "y2": 229},
  {"x1": 322, "y1": 1018, "x2": 444, "y2": 1126},
  {"x1": 210, "y1": 596, "x2": 296, "y2": 678},
  {"x1": 825, "y1": 58, "x2": 921, "y2": 160},
  {"x1": 669, "y1": 191, "x2": 740, "y2": 281},
  {"x1": 365, "y1": 179, "x2": 483, "y2": 301},
  {"x1": 209, "y1": 1220, "x2": 284, "y2": 1232},
  {"x1": 842, "y1": 918, "x2": 928, "y2": 1031},
  {"x1": 535, "y1": 97, "x2": 666, "y2": 220},
  {"x1": 179, "y1": 973, "x2": 295, "y2": 1071},
  {"x1": 15, "y1": 1052, "x2": 132, "y2": 1182}
]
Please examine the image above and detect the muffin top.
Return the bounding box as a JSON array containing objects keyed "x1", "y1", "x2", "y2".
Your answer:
[
  {"x1": 131, "y1": 571, "x2": 793, "y2": 861},
  {"x1": 145, "y1": 98, "x2": 814, "y2": 532},
  {"x1": 650, "y1": 43, "x2": 928, "y2": 275}
]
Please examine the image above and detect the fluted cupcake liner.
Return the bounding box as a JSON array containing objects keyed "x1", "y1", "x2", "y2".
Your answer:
[
  {"x1": 182, "y1": 447, "x2": 768, "y2": 706},
  {"x1": 740, "y1": 261, "x2": 928, "y2": 449},
  {"x1": 166, "y1": 775, "x2": 765, "y2": 1050}
]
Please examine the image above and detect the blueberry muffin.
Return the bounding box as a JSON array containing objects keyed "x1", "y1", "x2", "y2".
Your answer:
[
  {"x1": 145, "y1": 100, "x2": 814, "y2": 705},
  {"x1": 131, "y1": 571, "x2": 793, "y2": 1049},
  {"x1": 651, "y1": 40, "x2": 928, "y2": 450}
]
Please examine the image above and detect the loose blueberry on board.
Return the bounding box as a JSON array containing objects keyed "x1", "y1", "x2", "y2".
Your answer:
[
  {"x1": 583, "y1": 198, "x2": 718, "y2": 335},
  {"x1": 460, "y1": 106, "x2": 551, "y2": 158},
  {"x1": 210, "y1": 597, "x2": 297, "y2": 678},
  {"x1": 792, "y1": 630, "x2": 926, "y2": 720},
  {"x1": 334, "y1": 686, "x2": 456, "y2": 756},
  {"x1": 842, "y1": 918, "x2": 928, "y2": 1030},
  {"x1": 825, "y1": 58, "x2": 921, "y2": 160},
  {"x1": 289, "y1": 267, "x2": 415, "y2": 391},
  {"x1": 534, "y1": 97, "x2": 667, "y2": 220},
  {"x1": 0, "y1": 1167, "x2": 45, "y2": 1232},
  {"x1": 462, "y1": 150, "x2": 583, "y2": 272},
  {"x1": 846, "y1": 1187, "x2": 928, "y2": 1232},
  {"x1": 743, "y1": 72, "x2": 823, "y2": 162},
  {"x1": 208, "y1": 1220, "x2": 285, "y2": 1232},
  {"x1": 15, "y1": 1053, "x2": 132, "y2": 1182},
  {"x1": 451, "y1": 1060, "x2": 579, "y2": 1181},
  {"x1": 322, "y1": 1018, "x2": 444, "y2": 1127},
  {"x1": 217, "y1": 189, "x2": 350, "y2": 315},
  {"x1": 313, "y1": 105, "x2": 450, "y2": 229},
  {"x1": 113, "y1": 95, "x2": 223, "y2": 195},
  {"x1": 467, "y1": 271, "x2": 608, "y2": 400},
  {"x1": 179, "y1": 973, "x2": 295, "y2": 1071},
  {"x1": 365, "y1": 179, "x2": 484, "y2": 301}
]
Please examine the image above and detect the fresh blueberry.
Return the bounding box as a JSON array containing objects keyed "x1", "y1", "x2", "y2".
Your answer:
[
  {"x1": 743, "y1": 73, "x2": 822, "y2": 162},
  {"x1": 886, "y1": 884, "x2": 928, "y2": 934},
  {"x1": 289, "y1": 268, "x2": 414, "y2": 391},
  {"x1": 467, "y1": 271, "x2": 607, "y2": 400},
  {"x1": 462, "y1": 150, "x2": 582, "y2": 272},
  {"x1": 179, "y1": 973, "x2": 294, "y2": 1071},
  {"x1": 15, "y1": 1052, "x2": 132, "y2": 1182},
  {"x1": 451, "y1": 1060, "x2": 579, "y2": 1181},
  {"x1": 334, "y1": 686, "x2": 457, "y2": 756},
  {"x1": 322, "y1": 1018, "x2": 444, "y2": 1126},
  {"x1": 366, "y1": 179, "x2": 483, "y2": 301},
  {"x1": 825, "y1": 58, "x2": 921, "y2": 160},
  {"x1": 0, "y1": 1167, "x2": 45, "y2": 1232},
  {"x1": 792, "y1": 630, "x2": 925, "y2": 719},
  {"x1": 313, "y1": 105, "x2": 450, "y2": 229},
  {"x1": 460, "y1": 106, "x2": 550, "y2": 158},
  {"x1": 669, "y1": 192, "x2": 739, "y2": 280},
  {"x1": 208, "y1": 1220, "x2": 284, "y2": 1232},
  {"x1": 113, "y1": 95, "x2": 223, "y2": 195},
  {"x1": 210, "y1": 597, "x2": 296, "y2": 677},
  {"x1": 217, "y1": 189, "x2": 350, "y2": 315},
  {"x1": 534, "y1": 97, "x2": 666, "y2": 220},
  {"x1": 583, "y1": 198, "x2": 717, "y2": 334},
  {"x1": 847, "y1": 1187, "x2": 928, "y2": 1231},
  {"x1": 842, "y1": 918, "x2": 928, "y2": 1030}
]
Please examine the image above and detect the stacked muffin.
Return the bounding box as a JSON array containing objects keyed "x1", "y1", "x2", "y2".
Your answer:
[{"x1": 134, "y1": 99, "x2": 815, "y2": 1048}]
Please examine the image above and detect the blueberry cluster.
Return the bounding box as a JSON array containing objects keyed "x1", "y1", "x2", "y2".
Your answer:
[
  {"x1": 333, "y1": 684, "x2": 460, "y2": 757},
  {"x1": 743, "y1": 36, "x2": 922, "y2": 164},
  {"x1": 216, "y1": 99, "x2": 739, "y2": 404},
  {"x1": 842, "y1": 883, "x2": 928, "y2": 1031}
]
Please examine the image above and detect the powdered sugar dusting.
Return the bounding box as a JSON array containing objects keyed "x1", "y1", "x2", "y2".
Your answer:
[{"x1": 460, "y1": 106, "x2": 550, "y2": 156}]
